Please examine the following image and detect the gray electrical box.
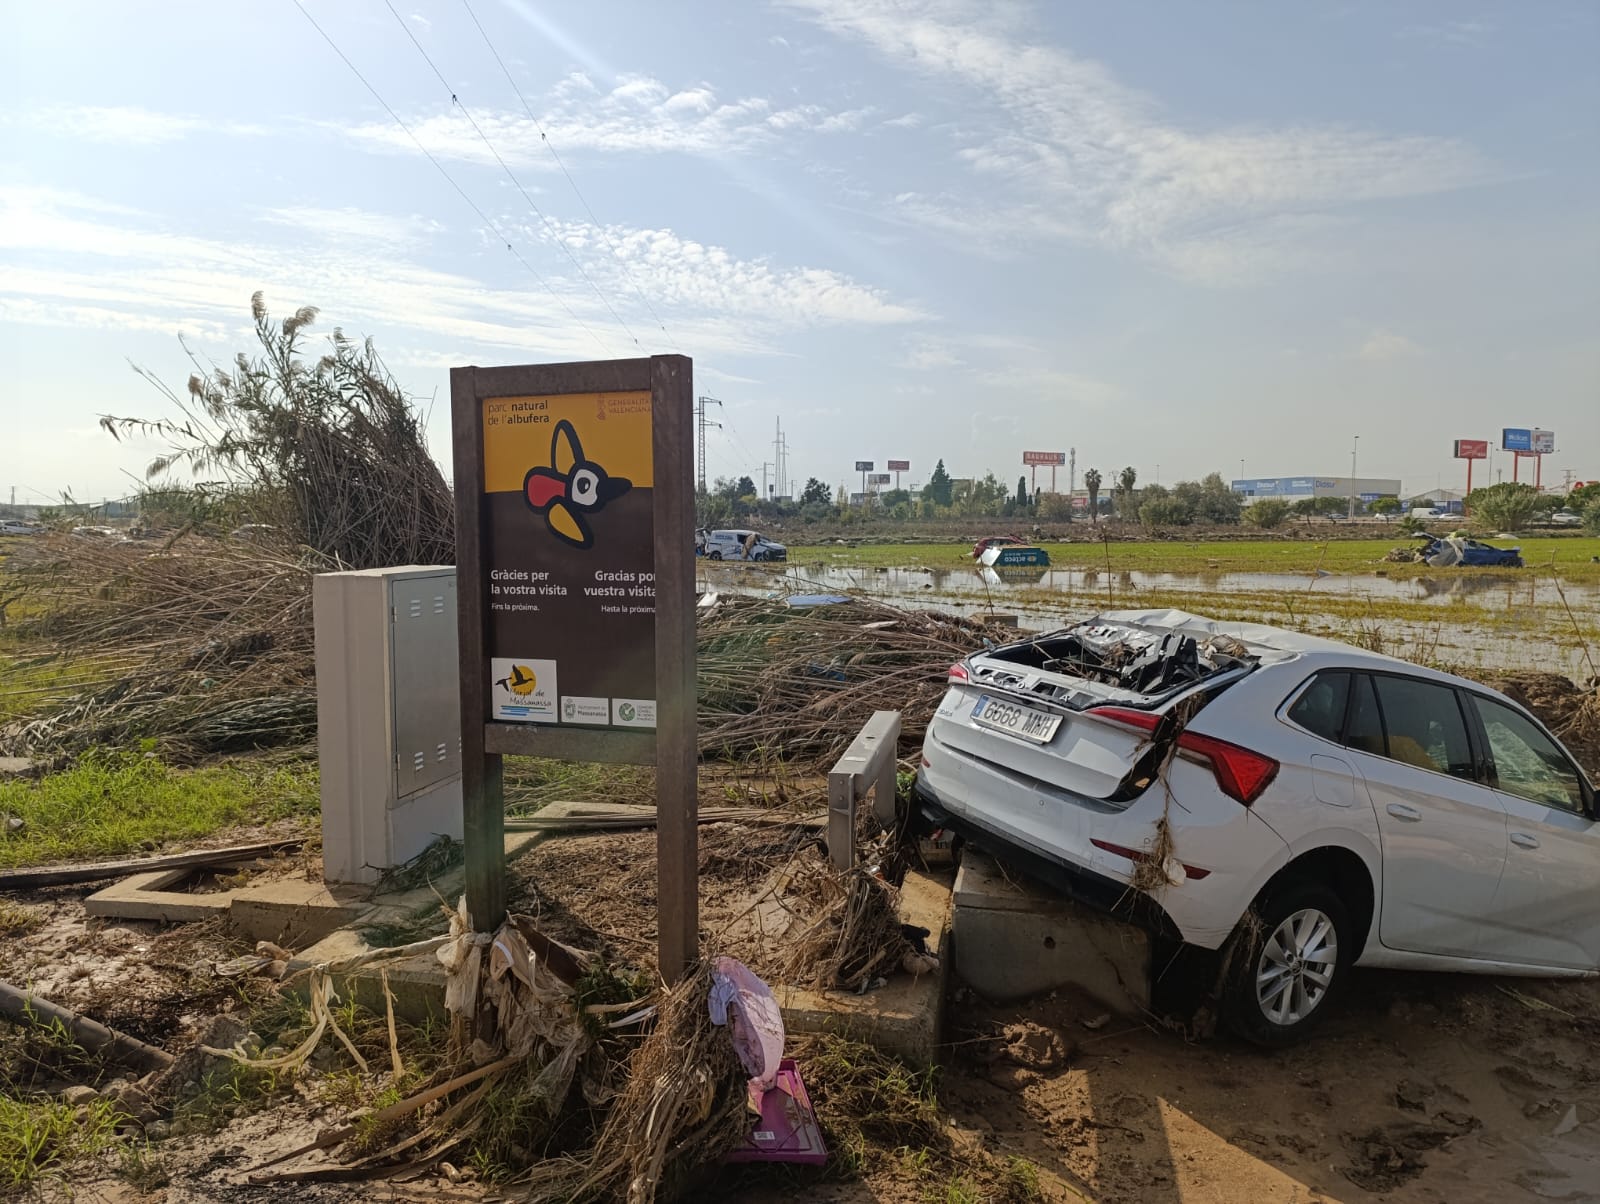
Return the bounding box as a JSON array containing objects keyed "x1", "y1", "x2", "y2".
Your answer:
[{"x1": 314, "y1": 566, "x2": 463, "y2": 884}]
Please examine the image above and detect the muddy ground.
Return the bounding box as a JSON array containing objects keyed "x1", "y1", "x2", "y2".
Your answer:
[{"x1": 9, "y1": 828, "x2": 1597, "y2": 1203}]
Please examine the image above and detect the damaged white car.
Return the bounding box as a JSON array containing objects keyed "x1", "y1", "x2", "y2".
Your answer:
[{"x1": 914, "y1": 610, "x2": 1598, "y2": 1044}]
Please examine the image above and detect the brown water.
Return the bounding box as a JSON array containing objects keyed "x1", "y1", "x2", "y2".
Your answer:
[{"x1": 698, "y1": 562, "x2": 1600, "y2": 678}]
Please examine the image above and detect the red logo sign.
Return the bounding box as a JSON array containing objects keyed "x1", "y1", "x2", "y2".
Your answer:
[
  {"x1": 1453, "y1": 439, "x2": 1488, "y2": 460},
  {"x1": 886, "y1": 459, "x2": 910, "y2": 472},
  {"x1": 1023, "y1": 450, "x2": 1067, "y2": 466}
]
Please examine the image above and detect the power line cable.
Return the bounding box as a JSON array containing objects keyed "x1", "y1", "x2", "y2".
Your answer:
[
  {"x1": 457, "y1": 0, "x2": 680, "y2": 351},
  {"x1": 382, "y1": 0, "x2": 643, "y2": 352},
  {"x1": 291, "y1": 0, "x2": 611, "y2": 355}
]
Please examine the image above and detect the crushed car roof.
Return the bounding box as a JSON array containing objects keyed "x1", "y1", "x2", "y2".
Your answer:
[{"x1": 1091, "y1": 608, "x2": 1428, "y2": 671}]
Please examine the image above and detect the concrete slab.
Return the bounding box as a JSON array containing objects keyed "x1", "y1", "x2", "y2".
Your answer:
[
  {"x1": 953, "y1": 850, "x2": 1150, "y2": 1014},
  {"x1": 777, "y1": 867, "x2": 952, "y2": 1067},
  {"x1": 229, "y1": 878, "x2": 370, "y2": 947},
  {"x1": 84, "y1": 869, "x2": 234, "y2": 923}
]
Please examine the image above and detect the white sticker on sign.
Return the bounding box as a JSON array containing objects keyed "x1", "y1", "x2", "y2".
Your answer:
[
  {"x1": 611, "y1": 698, "x2": 657, "y2": 728},
  {"x1": 560, "y1": 695, "x2": 610, "y2": 726},
  {"x1": 490, "y1": 658, "x2": 558, "y2": 723}
]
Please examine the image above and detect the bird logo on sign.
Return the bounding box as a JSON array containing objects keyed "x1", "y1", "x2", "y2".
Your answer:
[
  {"x1": 523, "y1": 420, "x2": 632, "y2": 549},
  {"x1": 496, "y1": 664, "x2": 538, "y2": 697}
]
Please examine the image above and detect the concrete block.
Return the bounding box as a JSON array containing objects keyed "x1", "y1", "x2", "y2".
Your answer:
[
  {"x1": 953, "y1": 851, "x2": 1149, "y2": 1014},
  {"x1": 228, "y1": 879, "x2": 370, "y2": 947},
  {"x1": 777, "y1": 867, "x2": 951, "y2": 1067},
  {"x1": 84, "y1": 870, "x2": 233, "y2": 923}
]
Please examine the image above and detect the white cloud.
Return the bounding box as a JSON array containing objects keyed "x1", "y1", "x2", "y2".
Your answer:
[
  {"x1": 5, "y1": 104, "x2": 265, "y2": 144},
  {"x1": 1357, "y1": 330, "x2": 1422, "y2": 361},
  {"x1": 1398, "y1": 18, "x2": 1494, "y2": 45},
  {"x1": 0, "y1": 189, "x2": 924, "y2": 364},
  {"x1": 785, "y1": 0, "x2": 1493, "y2": 281},
  {"x1": 898, "y1": 334, "x2": 963, "y2": 370},
  {"x1": 531, "y1": 219, "x2": 927, "y2": 328},
  {"x1": 340, "y1": 72, "x2": 859, "y2": 168},
  {"x1": 260, "y1": 206, "x2": 444, "y2": 245}
]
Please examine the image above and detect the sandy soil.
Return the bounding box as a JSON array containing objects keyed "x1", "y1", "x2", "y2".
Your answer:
[{"x1": 938, "y1": 970, "x2": 1600, "y2": 1204}]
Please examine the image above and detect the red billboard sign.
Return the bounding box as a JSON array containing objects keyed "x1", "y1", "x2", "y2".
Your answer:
[
  {"x1": 886, "y1": 459, "x2": 910, "y2": 472},
  {"x1": 1023, "y1": 450, "x2": 1067, "y2": 466},
  {"x1": 1453, "y1": 439, "x2": 1488, "y2": 460}
]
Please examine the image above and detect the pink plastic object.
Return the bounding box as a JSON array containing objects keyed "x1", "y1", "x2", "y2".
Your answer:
[
  {"x1": 708, "y1": 956, "x2": 785, "y2": 1092},
  {"x1": 724, "y1": 1058, "x2": 828, "y2": 1166}
]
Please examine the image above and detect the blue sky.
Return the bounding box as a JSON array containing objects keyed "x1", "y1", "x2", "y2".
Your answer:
[{"x1": 2, "y1": 0, "x2": 1596, "y2": 504}]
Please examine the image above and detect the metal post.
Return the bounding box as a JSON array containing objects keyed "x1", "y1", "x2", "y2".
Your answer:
[{"x1": 695, "y1": 396, "x2": 722, "y2": 496}]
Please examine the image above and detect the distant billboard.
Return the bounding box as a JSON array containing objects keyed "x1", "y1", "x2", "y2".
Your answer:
[
  {"x1": 886, "y1": 459, "x2": 910, "y2": 472},
  {"x1": 854, "y1": 460, "x2": 875, "y2": 472},
  {"x1": 1453, "y1": 439, "x2": 1488, "y2": 460},
  {"x1": 1502, "y1": 428, "x2": 1531, "y2": 452},
  {"x1": 1532, "y1": 429, "x2": 1556, "y2": 454},
  {"x1": 1023, "y1": 450, "x2": 1067, "y2": 466},
  {"x1": 869, "y1": 473, "x2": 892, "y2": 486}
]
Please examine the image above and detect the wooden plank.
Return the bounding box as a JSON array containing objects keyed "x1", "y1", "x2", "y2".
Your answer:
[
  {"x1": 452, "y1": 364, "x2": 505, "y2": 933},
  {"x1": 0, "y1": 839, "x2": 304, "y2": 892},
  {"x1": 651, "y1": 353, "x2": 698, "y2": 982},
  {"x1": 484, "y1": 723, "x2": 656, "y2": 764}
]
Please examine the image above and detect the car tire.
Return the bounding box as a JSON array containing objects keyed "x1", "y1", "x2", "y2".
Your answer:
[
  {"x1": 1224, "y1": 881, "x2": 1351, "y2": 1047},
  {"x1": 708, "y1": 551, "x2": 722, "y2": 560}
]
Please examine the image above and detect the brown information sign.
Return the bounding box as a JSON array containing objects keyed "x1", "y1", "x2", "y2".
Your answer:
[
  {"x1": 482, "y1": 390, "x2": 658, "y2": 728},
  {"x1": 452, "y1": 357, "x2": 697, "y2": 978}
]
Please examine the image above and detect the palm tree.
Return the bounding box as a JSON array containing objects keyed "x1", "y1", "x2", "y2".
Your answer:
[
  {"x1": 1116, "y1": 466, "x2": 1137, "y2": 520},
  {"x1": 1084, "y1": 468, "x2": 1102, "y2": 524}
]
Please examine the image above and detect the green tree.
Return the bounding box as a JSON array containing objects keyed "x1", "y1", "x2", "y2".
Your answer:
[
  {"x1": 1083, "y1": 468, "x2": 1102, "y2": 524},
  {"x1": 1140, "y1": 491, "x2": 1192, "y2": 527},
  {"x1": 1369, "y1": 496, "x2": 1401, "y2": 518},
  {"x1": 734, "y1": 475, "x2": 757, "y2": 500},
  {"x1": 1584, "y1": 499, "x2": 1600, "y2": 535},
  {"x1": 1116, "y1": 466, "x2": 1138, "y2": 519},
  {"x1": 1568, "y1": 482, "x2": 1600, "y2": 510},
  {"x1": 1466, "y1": 482, "x2": 1540, "y2": 531},
  {"x1": 1015, "y1": 476, "x2": 1029, "y2": 509},
  {"x1": 1245, "y1": 498, "x2": 1291, "y2": 529},
  {"x1": 800, "y1": 477, "x2": 831, "y2": 506},
  {"x1": 926, "y1": 459, "x2": 954, "y2": 507},
  {"x1": 882, "y1": 488, "x2": 911, "y2": 509}
]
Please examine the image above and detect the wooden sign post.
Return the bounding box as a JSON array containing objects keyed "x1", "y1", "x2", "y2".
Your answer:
[{"x1": 451, "y1": 356, "x2": 697, "y2": 980}]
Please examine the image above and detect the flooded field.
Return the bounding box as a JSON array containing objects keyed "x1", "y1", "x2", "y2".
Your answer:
[{"x1": 699, "y1": 559, "x2": 1600, "y2": 678}]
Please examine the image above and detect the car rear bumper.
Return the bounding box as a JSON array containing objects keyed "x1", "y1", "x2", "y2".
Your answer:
[{"x1": 913, "y1": 776, "x2": 1183, "y2": 942}]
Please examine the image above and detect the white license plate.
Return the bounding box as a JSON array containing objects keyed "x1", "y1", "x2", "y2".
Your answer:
[{"x1": 971, "y1": 695, "x2": 1062, "y2": 744}]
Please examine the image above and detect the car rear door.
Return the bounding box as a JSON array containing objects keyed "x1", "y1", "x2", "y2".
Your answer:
[
  {"x1": 1342, "y1": 672, "x2": 1508, "y2": 958},
  {"x1": 1465, "y1": 693, "x2": 1599, "y2": 970}
]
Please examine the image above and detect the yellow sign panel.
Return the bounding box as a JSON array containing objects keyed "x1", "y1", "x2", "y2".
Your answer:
[{"x1": 483, "y1": 392, "x2": 653, "y2": 494}]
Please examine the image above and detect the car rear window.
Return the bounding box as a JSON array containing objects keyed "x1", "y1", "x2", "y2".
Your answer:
[
  {"x1": 1344, "y1": 674, "x2": 1385, "y2": 757},
  {"x1": 1371, "y1": 675, "x2": 1476, "y2": 780},
  {"x1": 1288, "y1": 672, "x2": 1349, "y2": 742}
]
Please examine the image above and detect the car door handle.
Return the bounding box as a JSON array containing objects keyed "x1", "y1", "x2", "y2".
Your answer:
[
  {"x1": 1510, "y1": 832, "x2": 1540, "y2": 850},
  {"x1": 1386, "y1": 803, "x2": 1423, "y2": 822}
]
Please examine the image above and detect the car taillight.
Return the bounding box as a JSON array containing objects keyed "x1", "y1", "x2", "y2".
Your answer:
[
  {"x1": 1086, "y1": 705, "x2": 1160, "y2": 732},
  {"x1": 1175, "y1": 730, "x2": 1278, "y2": 805},
  {"x1": 948, "y1": 663, "x2": 969, "y2": 682}
]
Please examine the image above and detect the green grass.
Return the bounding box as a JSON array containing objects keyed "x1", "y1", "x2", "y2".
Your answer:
[
  {"x1": 789, "y1": 536, "x2": 1600, "y2": 579},
  {"x1": 0, "y1": 650, "x2": 134, "y2": 724},
  {"x1": 0, "y1": 1095, "x2": 122, "y2": 1190},
  {"x1": 0, "y1": 747, "x2": 318, "y2": 869}
]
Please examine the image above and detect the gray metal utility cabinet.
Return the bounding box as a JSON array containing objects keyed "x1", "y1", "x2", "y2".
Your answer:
[{"x1": 314, "y1": 566, "x2": 463, "y2": 884}]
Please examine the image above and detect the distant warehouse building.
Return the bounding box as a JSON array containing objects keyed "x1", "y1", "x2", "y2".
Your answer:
[{"x1": 1231, "y1": 476, "x2": 1402, "y2": 505}]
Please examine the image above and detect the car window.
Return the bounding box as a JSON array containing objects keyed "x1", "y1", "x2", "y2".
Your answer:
[
  {"x1": 1371, "y1": 675, "x2": 1475, "y2": 780},
  {"x1": 1287, "y1": 672, "x2": 1349, "y2": 742},
  {"x1": 1344, "y1": 673, "x2": 1385, "y2": 757},
  {"x1": 1470, "y1": 695, "x2": 1586, "y2": 813}
]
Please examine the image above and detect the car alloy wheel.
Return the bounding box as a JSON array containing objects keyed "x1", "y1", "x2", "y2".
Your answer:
[{"x1": 1255, "y1": 907, "x2": 1337, "y2": 1026}]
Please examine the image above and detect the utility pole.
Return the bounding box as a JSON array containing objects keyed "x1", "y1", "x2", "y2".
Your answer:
[
  {"x1": 1348, "y1": 435, "x2": 1360, "y2": 520},
  {"x1": 760, "y1": 461, "x2": 773, "y2": 500},
  {"x1": 772, "y1": 418, "x2": 789, "y2": 500},
  {"x1": 695, "y1": 396, "x2": 723, "y2": 495},
  {"x1": 1069, "y1": 446, "x2": 1076, "y2": 501}
]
